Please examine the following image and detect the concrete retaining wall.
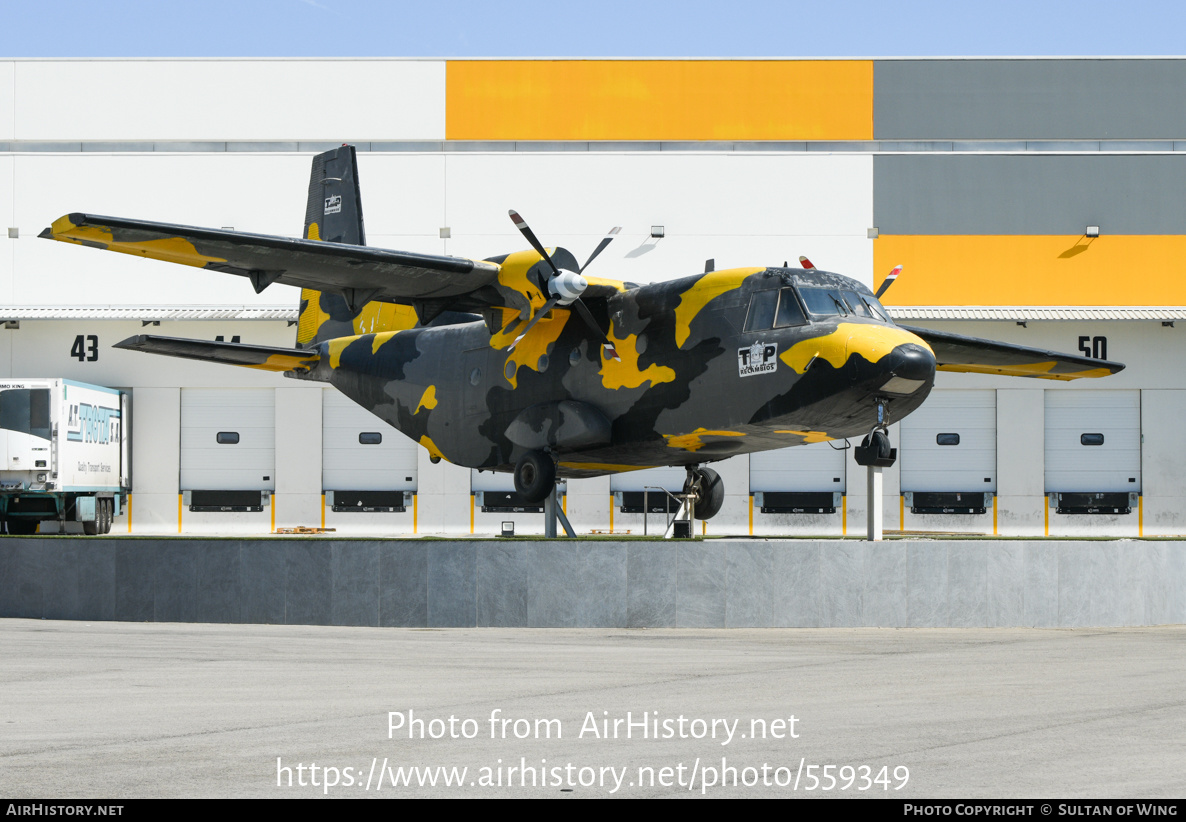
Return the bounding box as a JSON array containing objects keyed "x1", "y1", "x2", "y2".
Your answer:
[{"x1": 1, "y1": 538, "x2": 1182, "y2": 628}]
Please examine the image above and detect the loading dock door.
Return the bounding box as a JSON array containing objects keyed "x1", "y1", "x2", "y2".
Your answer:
[
  {"x1": 180, "y1": 388, "x2": 275, "y2": 491},
  {"x1": 1045, "y1": 390, "x2": 1140, "y2": 493},
  {"x1": 322, "y1": 390, "x2": 417, "y2": 492},
  {"x1": 750, "y1": 441, "x2": 846, "y2": 493},
  {"x1": 901, "y1": 390, "x2": 996, "y2": 492}
]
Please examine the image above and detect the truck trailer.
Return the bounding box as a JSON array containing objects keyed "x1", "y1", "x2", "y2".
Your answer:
[{"x1": 0, "y1": 379, "x2": 129, "y2": 535}]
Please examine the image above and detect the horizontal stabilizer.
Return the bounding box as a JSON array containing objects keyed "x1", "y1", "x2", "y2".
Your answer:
[
  {"x1": 114, "y1": 335, "x2": 321, "y2": 373},
  {"x1": 899, "y1": 325, "x2": 1124, "y2": 380},
  {"x1": 41, "y1": 213, "x2": 501, "y2": 302}
]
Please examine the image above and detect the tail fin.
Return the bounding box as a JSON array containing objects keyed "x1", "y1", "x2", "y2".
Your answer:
[
  {"x1": 304, "y1": 144, "x2": 365, "y2": 245},
  {"x1": 296, "y1": 145, "x2": 421, "y2": 348}
]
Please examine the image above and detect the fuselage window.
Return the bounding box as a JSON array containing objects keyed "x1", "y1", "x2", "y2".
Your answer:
[
  {"x1": 774, "y1": 288, "x2": 807, "y2": 328},
  {"x1": 800, "y1": 287, "x2": 848, "y2": 317},
  {"x1": 744, "y1": 290, "x2": 779, "y2": 332}
]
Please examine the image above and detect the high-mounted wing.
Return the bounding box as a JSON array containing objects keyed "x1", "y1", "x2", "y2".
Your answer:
[
  {"x1": 40, "y1": 213, "x2": 502, "y2": 304},
  {"x1": 899, "y1": 325, "x2": 1124, "y2": 380},
  {"x1": 113, "y1": 335, "x2": 320, "y2": 373}
]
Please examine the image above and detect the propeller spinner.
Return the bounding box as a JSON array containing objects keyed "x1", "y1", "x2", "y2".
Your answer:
[{"x1": 506, "y1": 210, "x2": 621, "y2": 360}]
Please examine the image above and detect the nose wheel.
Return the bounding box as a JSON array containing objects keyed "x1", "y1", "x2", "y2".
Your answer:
[{"x1": 854, "y1": 426, "x2": 896, "y2": 468}]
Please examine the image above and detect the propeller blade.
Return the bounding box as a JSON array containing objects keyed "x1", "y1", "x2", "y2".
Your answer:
[
  {"x1": 508, "y1": 209, "x2": 560, "y2": 277},
  {"x1": 798, "y1": 255, "x2": 815, "y2": 270},
  {"x1": 875, "y1": 264, "x2": 903, "y2": 299},
  {"x1": 572, "y1": 298, "x2": 620, "y2": 361},
  {"x1": 579, "y1": 226, "x2": 621, "y2": 273},
  {"x1": 507, "y1": 297, "x2": 559, "y2": 352}
]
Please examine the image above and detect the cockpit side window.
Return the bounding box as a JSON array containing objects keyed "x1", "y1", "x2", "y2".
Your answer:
[
  {"x1": 862, "y1": 294, "x2": 890, "y2": 321},
  {"x1": 799, "y1": 287, "x2": 848, "y2": 317},
  {"x1": 744, "y1": 290, "x2": 779, "y2": 332},
  {"x1": 774, "y1": 288, "x2": 807, "y2": 328}
]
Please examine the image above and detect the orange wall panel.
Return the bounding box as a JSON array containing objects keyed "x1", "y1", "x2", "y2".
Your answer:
[
  {"x1": 446, "y1": 60, "x2": 873, "y2": 141},
  {"x1": 875, "y1": 235, "x2": 1186, "y2": 307}
]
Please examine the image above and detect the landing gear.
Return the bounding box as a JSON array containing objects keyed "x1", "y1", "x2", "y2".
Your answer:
[
  {"x1": 514, "y1": 449, "x2": 557, "y2": 504},
  {"x1": 683, "y1": 465, "x2": 725, "y2": 520},
  {"x1": 854, "y1": 427, "x2": 896, "y2": 467}
]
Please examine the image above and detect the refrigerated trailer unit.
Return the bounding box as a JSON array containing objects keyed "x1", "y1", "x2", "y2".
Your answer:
[{"x1": 0, "y1": 379, "x2": 129, "y2": 534}]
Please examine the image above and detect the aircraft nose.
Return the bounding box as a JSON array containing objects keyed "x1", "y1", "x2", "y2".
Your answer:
[
  {"x1": 878, "y1": 342, "x2": 936, "y2": 395},
  {"x1": 844, "y1": 324, "x2": 936, "y2": 395}
]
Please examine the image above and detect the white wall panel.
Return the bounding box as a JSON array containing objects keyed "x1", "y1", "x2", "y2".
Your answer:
[
  {"x1": 1045, "y1": 390, "x2": 1140, "y2": 493},
  {"x1": 0, "y1": 62, "x2": 12, "y2": 140},
  {"x1": 14, "y1": 61, "x2": 445, "y2": 141},
  {"x1": 323, "y1": 390, "x2": 416, "y2": 491},
  {"x1": 901, "y1": 390, "x2": 996, "y2": 492},
  {"x1": 750, "y1": 442, "x2": 846, "y2": 492},
  {"x1": 443, "y1": 154, "x2": 875, "y2": 287},
  {"x1": 1, "y1": 156, "x2": 12, "y2": 305},
  {"x1": 359, "y1": 154, "x2": 446, "y2": 241},
  {"x1": 180, "y1": 388, "x2": 275, "y2": 491},
  {"x1": 0, "y1": 321, "x2": 296, "y2": 388}
]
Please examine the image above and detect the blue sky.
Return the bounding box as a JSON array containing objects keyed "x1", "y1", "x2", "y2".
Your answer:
[{"x1": 3, "y1": 0, "x2": 1185, "y2": 58}]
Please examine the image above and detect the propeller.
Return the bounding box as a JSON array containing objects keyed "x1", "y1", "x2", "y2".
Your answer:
[
  {"x1": 506, "y1": 210, "x2": 621, "y2": 360},
  {"x1": 875, "y1": 264, "x2": 903, "y2": 299}
]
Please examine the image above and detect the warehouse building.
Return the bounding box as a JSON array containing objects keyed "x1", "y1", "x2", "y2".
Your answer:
[{"x1": 1, "y1": 57, "x2": 1183, "y2": 536}]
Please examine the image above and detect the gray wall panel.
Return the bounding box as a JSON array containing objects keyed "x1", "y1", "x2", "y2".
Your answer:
[
  {"x1": 875, "y1": 155, "x2": 1186, "y2": 235},
  {"x1": 876, "y1": 60, "x2": 1186, "y2": 140},
  {"x1": 4, "y1": 537, "x2": 1186, "y2": 628}
]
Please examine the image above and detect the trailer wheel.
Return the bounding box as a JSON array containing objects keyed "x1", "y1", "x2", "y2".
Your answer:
[{"x1": 7, "y1": 519, "x2": 38, "y2": 535}]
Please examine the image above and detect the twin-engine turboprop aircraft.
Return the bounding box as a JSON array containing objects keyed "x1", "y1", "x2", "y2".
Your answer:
[{"x1": 42, "y1": 146, "x2": 1123, "y2": 519}]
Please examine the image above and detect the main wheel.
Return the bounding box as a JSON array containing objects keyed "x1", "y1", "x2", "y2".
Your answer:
[
  {"x1": 514, "y1": 450, "x2": 556, "y2": 503},
  {"x1": 686, "y1": 466, "x2": 725, "y2": 520}
]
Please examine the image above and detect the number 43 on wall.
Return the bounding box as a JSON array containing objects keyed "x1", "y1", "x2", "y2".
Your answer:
[{"x1": 71, "y1": 334, "x2": 98, "y2": 362}]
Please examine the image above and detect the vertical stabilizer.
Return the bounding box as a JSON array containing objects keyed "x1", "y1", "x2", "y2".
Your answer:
[
  {"x1": 298, "y1": 145, "x2": 380, "y2": 347},
  {"x1": 303, "y1": 144, "x2": 365, "y2": 245}
]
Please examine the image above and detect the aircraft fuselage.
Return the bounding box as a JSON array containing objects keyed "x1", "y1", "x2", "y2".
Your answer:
[{"x1": 304, "y1": 265, "x2": 937, "y2": 479}]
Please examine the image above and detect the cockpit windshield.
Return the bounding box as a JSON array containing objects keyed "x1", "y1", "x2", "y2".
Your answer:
[
  {"x1": 800, "y1": 287, "x2": 891, "y2": 322},
  {"x1": 799, "y1": 287, "x2": 849, "y2": 317}
]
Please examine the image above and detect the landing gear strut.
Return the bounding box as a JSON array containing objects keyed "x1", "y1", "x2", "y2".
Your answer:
[{"x1": 854, "y1": 400, "x2": 896, "y2": 541}]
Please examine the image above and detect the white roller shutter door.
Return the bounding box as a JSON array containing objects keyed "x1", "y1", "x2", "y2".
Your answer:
[
  {"x1": 750, "y1": 441, "x2": 846, "y2": 492},
  {"x1": 1045, "y1": 390, "x2": 1140, "y2": 493},
  {"x1": 322, "y1": 390, "x2": 417, "y2": 492},
  {"x1": 901, "y1": 390, "x2": 996, "y2": 492},
  {"x1": 181, "y1": 388, "x2": 275, "y2": 491},
  {"x1": 609, "y1": 465, "x2": 688, "y2": 494}
]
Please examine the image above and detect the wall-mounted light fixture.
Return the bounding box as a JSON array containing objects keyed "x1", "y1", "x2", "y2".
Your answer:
[
  {"x1": 439, "y1": 227, "x2": 451, "y2": 239},
  {"x1": 867, "y1": 227, "x2": 879, "y2": 239},
  {"x1": 650, "y1": 226, "x2": 665, "y2": 239},
  {"x1": 7, "y1": 228, "x2": 17, "y2": 239},
  {"x1": 1086, "y1": 225, "x2": 1100, "y2": 238}
]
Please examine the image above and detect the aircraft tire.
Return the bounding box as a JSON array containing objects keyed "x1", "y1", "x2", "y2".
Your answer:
[
  {"x1": 689, "y1": 466, "x2": 725, "y2": 520},
  {"x1": 870, "y1": 430, "x2": 892, "y2": 460},
  {"x1": 514, "y1": 450, "x2": 556, "y2": 503}
]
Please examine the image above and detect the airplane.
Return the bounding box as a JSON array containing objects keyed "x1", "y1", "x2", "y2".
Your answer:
[{"x1": 40, "y1": 145, "x2": 1124, "y2": 521}]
